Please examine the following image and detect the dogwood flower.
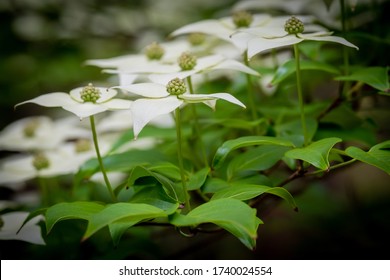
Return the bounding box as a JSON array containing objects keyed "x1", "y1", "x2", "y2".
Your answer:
[
  {"x1": 15, "y1": 83, "x2": 132, "y2": 120},
  {"x1": 0, "y1": 139, "x2": 110, "y2": 187},
  {"x1": 0, "y1": 211, "x2": 45, "y2": 245},
  {"x1": 115, "y1": 78, "x2": 246, "y2": 138},
  {"x1": 233, "y1": 16, "x2": 359, "y2": 59},
  {"x1": 0, "y1": 116, "x2": 89, "y2": 152},
  {"x1": 146, "y1": 53, "x2": 260, "y2": 85}
]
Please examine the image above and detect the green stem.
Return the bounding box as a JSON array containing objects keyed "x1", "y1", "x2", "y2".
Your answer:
[
  {"x1": 89, "y1": 115, "x2": 116, "y2": 202},
  {"x1": 38, "y1": 176, "x2": 49, "y2": 206},
  {"x1": 340, "y1": 0, "x2": 351, "y2": 98},
  {"x1": 307, "y1": 159, "x2": 357, "y2": 176},
  {"x1": 243, "y1": 51, "x2": 260, "y2": 134},
  {"x1": 293, "y1": 44, "x2": 308, "y2": 146},
  {"x1": 186, "y1": 76, "x2": 209, "y2": 168},
  {"x1": 175, "y1": 107, "x2": 191, "y2": 211}
]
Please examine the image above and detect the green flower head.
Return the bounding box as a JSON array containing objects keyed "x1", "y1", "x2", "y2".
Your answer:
[
  {"x1": 178, "y1": 52, "x2": 197, "y2": 71},
  {"x1": 145, "y1": 42, "x2": 165, "y2": 60},
  {"x1": 80, "y1": 83, "x2": 101, "y2": 103},
  {"x1": 166, "y1": 78, "x2": 187, "y2": 95},
  {"x1": 32, "y1": 153, "x2": 50, "y2": 170},
  {"x1": 188, "y1": 33, "x2": 206, "y2": 46},
  {"x1": 232, "y1": 10, "x2": 253, "y2": 28},
  {"x1": 284, "y1": 16, "x2": 304, "y2": 34},
  {"x1": 23, "y1": 119, "x2": 40, "y2": 138}
]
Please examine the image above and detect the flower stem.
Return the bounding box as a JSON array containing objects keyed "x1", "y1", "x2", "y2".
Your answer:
[
  {"x1": 89, "y1": 115, "x2": 116, "y2": 202},
  {"x1": 243, "y1": 51, "x2": 260, "y2": 134},
  {"x1": 293, "y1": 44, "x2": 308, "y2": 146},
  {"x1": 186, "y1": 76, "x2": 209, "y2": 168},
  {"x1": 175, "y1": 107, "x2": 191, "y2": 211},
  {"x1": 37, "y1": 176, "x2": 49, "y2": 206}
]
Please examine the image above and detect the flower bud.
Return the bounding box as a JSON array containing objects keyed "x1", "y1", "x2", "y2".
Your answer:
[
  {"x1": 188, "y1": 33, "x2": 205, "y2": 46},
  {"x1": 75, "y1": 139, "x2": 92, "y2": 153},
  {"x1": 284, "y1": 16, "x2": 304, "y2": 34},
  {"x1": 80, "y1": 83, "x2": 101, "y2": 103},
  {"x1": 32, "y1": 153, "x2": 50, "y2": 170},
  {"x1": 145, "y1": 42, "x2": 165, "y2": 60},
  {"x1": 178, "y1": 52, "x2": 197, "y2": 71},
  {"x1": 232, "y1": 10, "x2": 253, "y2": 28},
  {"x1": 23, "y1": 119, "x2": 40, "y2": 138},
  {"x1": 166, "y1": 78, "x2": 187, "y2": 95}
]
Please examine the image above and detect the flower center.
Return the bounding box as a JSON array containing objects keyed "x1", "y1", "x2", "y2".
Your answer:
[
  {"x1": 166, "y1": 78, "x2": 187, "y2": 96},
  {"x1": 178, "y1": 52, "x2": 197, "y2": 71},
  {"x1": 284, "y1": 16, "x2": 304, "y2": 34},
  {"x1": 80, "y1": 83, "x2": 101, "y2": 103},
  {"x1": 145, "y1": 42, "x2": 165, "y2": 60},
  {"x1": 75, "y1": 139, "x2": 92, "y2": 153},
  {"x1": 188, "y1": 33, "x2": 205, "y2": 46},
  {"x1": 32, "y1": 153, "x2": 50, "y2": 170},
  {"x1": 23, "y1": 119, "x2": 40, "y2": 138},
  {"x1": 232, "y1": 10, "x2": 253, "y2": 28}
]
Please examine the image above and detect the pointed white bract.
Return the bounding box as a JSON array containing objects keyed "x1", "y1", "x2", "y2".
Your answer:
[
  {"x1": 15, "y1": 86, "x2": 132, "y2": 120},
  {"x1": 115, "y1": 82, "x2": 246, "y2": 139}
]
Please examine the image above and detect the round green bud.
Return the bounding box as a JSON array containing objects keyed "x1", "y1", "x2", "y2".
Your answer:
[
  {"x1": 232, "y1": 10, "x2": 253, "y2": 28},
  {"x1": 80, "y1": 83, "x2": 101, "y2": 103},
  {"x1": 284, "y1": 16, "x2": 304, "y2": 34},
  {"x1": 23, "y1": 119, "x2": 40, "y2": 138},
  {"x1": 188, "y1": 33, "x2": 205, "y2": 46},
  {"x1": 32, "y1": 153, "x2": 50, "y2": 170},
  {"x1": 178, "y1": 52, "x2": 197, "y2": 71},
  {"x1": 166, "y1": 78, "x2": 187, "y2": 96},
  {"x1": 145, "y1": 42, "x2": 165, "y2": 60},
  {"x1": 75, "y1": 139, "x2": 92, "y2": 153}
]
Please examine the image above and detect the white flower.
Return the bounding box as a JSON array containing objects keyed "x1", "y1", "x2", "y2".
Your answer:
[
  {"x1": 146, "y1": 54, "x2": 260, "y2": 85},
  {"x1": 170, "y1": 13, "x2": 272, "y2": 53},
  {"x1": 0, "y1": 140, "x2": 110, "y2": 187},
  {"x1": 115, "y1": 80, "x2": 246, "y2": 138},
  {"x1": 232, "y1": 16, "x2": 358, "y2": 59},
  {"x1": 15, "y1": 84, "x2": 132, "y2": 120},
  {"x1": 0, "y1": 116, "x2": 90, "y2": 152},
  {"x1": 0, "y1": 211, "x2": 45, "y2": 245}
]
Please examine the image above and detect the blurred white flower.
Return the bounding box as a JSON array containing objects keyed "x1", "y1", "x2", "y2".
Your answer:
[
  {"x1": 0, "y1": 211, "x2": 45, "y2": 245},
  {"x1": 15, "y1": 84, "x2": 132, "y2": 120},
  {"x1": 0, "y1": 116, "x2": 89, "y2": 152}
]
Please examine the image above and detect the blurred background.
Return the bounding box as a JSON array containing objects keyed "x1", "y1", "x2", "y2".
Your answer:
[{"x1": 0, "y1": 0, "x2": 389, "y2": 259}]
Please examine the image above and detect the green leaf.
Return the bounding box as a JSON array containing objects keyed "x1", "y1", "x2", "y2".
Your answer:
[
  {"x1": 83, "y1": 203, "x2": 167, "y2": 240},
  {"x1": 345, "y1": 140, "x2": 390, "y2": 175},
  {"x1": 187, "y1": 167, "x2": 210, "y2": 190},
  {"x1": 271, "y1": 59, "x2": 340, "y2": 85},
  {"x1": 170, "y1": 198, "x2": 262, "y2": 249},
  {"x1": 45, "y1": 202, "x2": 105, "y2": 233},
  {"x1": 212, "y1": 136, "x2": 295, "y2": 169},
  {"x1": 227, "y1": 145, "x2": 291, "y2": 179},
  {"x1": 129, "y1": 186, "x2": 179, "y2": 214},
  {"x1": 127, "y1": 165, "x2": 181, "y2": 202},
  {"x1": 211, "y1": 184, "x2": 297, "y2": 211},
  {"x1": 76, "y1": 149, "x2": 167, "y2": 180},
  {"x1": 335, "y1": 66, "x2": 390, "y2": 93},
  {"x1": 285, "y1": 137, "x2": 342, "y2": 170}
]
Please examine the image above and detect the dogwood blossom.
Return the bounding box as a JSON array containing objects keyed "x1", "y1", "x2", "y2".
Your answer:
[
  {"x1": 232, "y1": 16, "x2": 359, "y2": 59},
  {"x1": 15, "y1": 84, "x2": 132, "y2": 120},
  {"x1": 115, "y1": 78, "x2": 246, "y2": 138},
  {"x1": 0, "y1": 116, "x2": 89, "y2": 151}
]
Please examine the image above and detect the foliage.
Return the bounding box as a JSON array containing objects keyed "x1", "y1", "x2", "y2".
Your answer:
[{"x1": 0, "y1": 0, "x2": 389, "y2": 259}]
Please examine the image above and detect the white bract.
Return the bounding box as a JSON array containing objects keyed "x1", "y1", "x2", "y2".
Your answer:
[
  {"x1": 147, "y1": 54, "x2": 260, "y2": 85},
  {"x1": 170, "y1": 13, "x2": 272, "y2": 53},
  {"x1": 15, "y1": 84, "x2": 132, "y2": 120},
  {"x1": 0, "y1": 116, "x2": 89, "y2": 152},
  {"x1": 232, "y1": 16, "x2": 359, "y2": 59},
  {"x1": 0, "y1": 211, "x2": 45, "y2": 245},
  {"x1": 115, "y1": 81, "x2": 246, "y2": 138}
]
